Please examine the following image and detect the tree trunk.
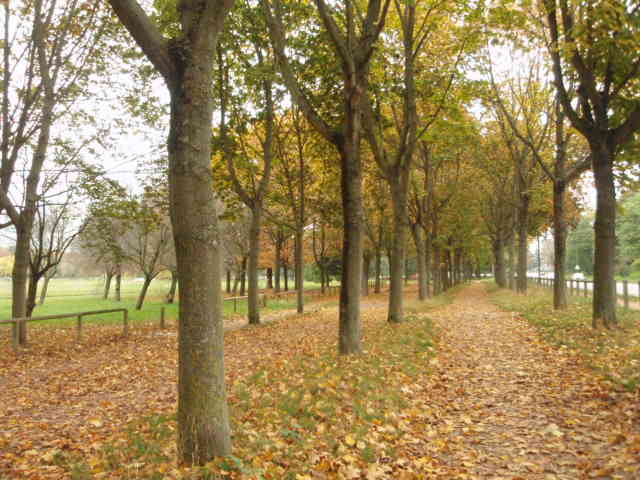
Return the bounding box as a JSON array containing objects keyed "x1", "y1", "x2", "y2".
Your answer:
[
  {"x1": 374, "y1": 250, "x2": 381, "y2": 293},
  {"x1": 553, "y1": 180, "x2": 568, "y2": 309},
  {"x1": 507, "y1": 234, "x2": 516, "y2": 290},
  {"x1": 283, "y1": 264, "x2": 288, "y2": 291},
  {"x1": 516, "y1": 195, "x2": 529, "y2": 293},
  {"x1": 226, "y1": 269, "x2": 231, "y2": 293},
  {"x1": 232, "y1": 274, "x2": 239, "y2": 295},
  {"x1": 362, "y1": 252, "x2": 371, "y2": 296},
  {"x1": 136, "y1": 275, "x2": 153, "y2": 310},
  {"x1": 239, "y1": 256, "x2": 247, "y2": 296},
  {"x1": 114, "y1": 273, "x2": 121, "y2": 302},
  {"x1": 412, "y1": 225, "x2": 427, "y2": 300},
  {"x1": 12, "y1": 224, "x2": 32, "y2": 344},
  {"x1": 103, "y1": 272, "x2": 113, "y2": 300},
  {"x1": 39, "y1": 272, "x2": 53, "y2": 305},
  {"x1": 26, "y1": 272, "x2": 41, "y2": 318},
  {"x1": 425, "y1": 229, "x2": 432, "y2": 297},
  {"x1": 493, "y1": 238, "x2": 507, "y2": 288},
  {"x1": 337, "y1": 138, "x2": 363, "y2": 354},
  {"x1": 247, "y1": 208, "x2": 262, "y2": 325},
  {"x1": 274, "y1": 240, "x2": 281, "y2": 293},
  {"x1": 266, "y1": 267, "x2": 273, "y2": 289},
  {"x1": 432, "y1": 243, "x2": 441, "y2": 295},
  {"x1": 591, "y1": 147, "x2": 617, "y2": 328},
  {"x1": 166, "y1": 270, "x2": 178, "y2": 304},
  {"x1": 387, "y1": 182, "x2": 409, "y2": 322},
  {"x1": 295, "y1": 228, "x2": 304, "y2": 314}
]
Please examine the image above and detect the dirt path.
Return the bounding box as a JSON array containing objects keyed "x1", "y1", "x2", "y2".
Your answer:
[{"x1": 426, "y1": 283, "x2": 639, "y2": 479}]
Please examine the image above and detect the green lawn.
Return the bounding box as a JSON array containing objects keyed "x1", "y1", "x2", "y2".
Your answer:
[{"x1": 0, "y1": 276, "x2": 328, "y2": 330}]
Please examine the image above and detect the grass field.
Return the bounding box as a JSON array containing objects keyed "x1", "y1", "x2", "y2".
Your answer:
[{"x1": 0, "y1": 276, "x2": 327, "y2": 330}]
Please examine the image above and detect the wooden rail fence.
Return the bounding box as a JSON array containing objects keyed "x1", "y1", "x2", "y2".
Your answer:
[{"x1": 0, "y1": 308, "x2": 128, "y2": 351}]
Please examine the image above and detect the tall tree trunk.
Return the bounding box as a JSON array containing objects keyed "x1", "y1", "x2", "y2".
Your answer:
[
  {"x1": 425, "y1": 230, "x2": 432, "y2": 297},
  {"x1": 494, "y1": 238, "x2": 507, "y2": 288},
  {"x1": 374, "y1": 250, "x2": 381, "y2": 293},
  {"x1": 320, "y1": 266, "x2": 326, "y2": 294},
  {"x1": 337, "y1": 137, "x2": 363, "y2": 354},
  {"x1": 226, "y1": 269, "x2": 231, "y2": 293},
  {"x1": 295, "y1": 228, "x2": 304, "y2": 314},
  {"x1": 12, "y1": 224, "x2": 32, "y2": 344},
  {"x1": 432, "y1": 243, "x2": 441, "y2": 295},
  {"x1": 553, "y1": 180, "x2": 568, "y2": 309},
  {"x1": 114, "y1": 273, "x2": 121, "y2": 302},
  {"x1": 516, "y1": 195, "x2": 529, "y2": 293},
  {"x1": 591, "y1": 147, "x2": 617, "y2": 328},
  {"x1": 388, "y1": 181, "x2": 408, "y2": 322},
  {"x1": 103, "y1": 271, "x2": 113, "y2": 300},
  {"x1": 266, "y1": 267, "x2": 273, "y2": 289},
  {"x1": 247, "y1": 208, "x2": 262, "y2": 325},
  {"x1": 362, "y1": 252, "x2": 371, "y2": 296},
  {"x1": 240, "y1": 256, "x2": 247, "y2": 296},
  {"x1": 283, "y1": 264, "x2": 288, "y2": 291},
  {"x1": 232, "y1": 274, "x2": 239, "y2": 295},
  {"x1": 136, "y1": 275, "x2": 153, "y2": 310},
  {"x1": 166, "y1": 270, "x2": 178, "y2": 304},
  {"x1": 274, "y1": 239, "x2": 281, "y2": 293},
  {"x1": 412, "y1": 225, "x2": 427, "y2": 300},
  {"x1": 507, "y1": 234, "x2": 516, "y2": 290}
]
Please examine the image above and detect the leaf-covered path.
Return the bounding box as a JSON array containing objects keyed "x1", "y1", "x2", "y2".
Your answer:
[
  {"x1": 1, "y1": 284, "x2": 639, "y2": 479},
  {"x1": 427, "y1": 283, "x2": 640, "y2": 479}
]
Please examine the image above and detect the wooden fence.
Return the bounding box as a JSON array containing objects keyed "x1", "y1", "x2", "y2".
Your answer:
[{"x1": 0, "y1": 308, "x2": 128, "y2": 351}]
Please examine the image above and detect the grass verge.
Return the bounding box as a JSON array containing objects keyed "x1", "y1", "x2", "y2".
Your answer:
[
  {"x1": 490, "y1": 285, "x2": 640, "y2": 392},
  {"x1": 53, "y1": 298, "x2": 442, "y2": 479}
]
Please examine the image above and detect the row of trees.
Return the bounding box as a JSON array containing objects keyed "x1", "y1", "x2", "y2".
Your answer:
[{"x1": 3, "y1": 0, "x2": 638, "y2": 468}]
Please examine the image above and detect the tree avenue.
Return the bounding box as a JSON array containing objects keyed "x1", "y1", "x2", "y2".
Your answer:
[{"x1": 2, "y1": 0, "x2": 639, "y2": 469}]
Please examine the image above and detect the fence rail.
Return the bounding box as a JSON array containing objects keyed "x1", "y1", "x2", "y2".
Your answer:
[
  {"x1": 528, "y1": 276, "x2": 640, "y2": 309},
  {"x1": 0, "y1": 308, "x2": 129, "y2": 351}
]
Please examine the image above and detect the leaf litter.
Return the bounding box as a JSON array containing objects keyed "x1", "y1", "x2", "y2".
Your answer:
[{"x1": 0, "y1": 284, "x2": 638, "y2": 479}]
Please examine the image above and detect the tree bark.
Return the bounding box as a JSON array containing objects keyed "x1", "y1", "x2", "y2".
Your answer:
[
  {"x1": 283, "y1": 263, "x2": 288, "y2": 291},
  {"x1": 12, "y1": 225, "x2": 32, "y2": 343},
  {"x1": 266, "y1": 267, "x2": 273, "y2": 289},
  {"x1": 114, "y1": 273, "x2": 121, "y2": 302},
  {"x1": 39, "y1": 271, "x2": 53, "y2": 305},
  {"x1": 274, "y1": 238, "x2": 281, "y2": 293},
  {"x1": 387, "y1": 176, "x2": 409, "y2": 322},
  {"x1": 553, "y1": 180, "x2": 568, "y2": 309},
  {"x1": 226, "y1": 269, "x2": 231, "y2": 293},
  {"x1": 493, "y1": 238, "x2": 507, "y2": 288},
  {"x1": 591, "y1": 146, "x2": 617, "y2": 327},
  {"x1": 240, "y1": 256, "x2": 247, "y2": 296},
  {"x1": 26, "y1": 272, "x2": 41, "y2": 318},
  {"x1": 337, "y1": 139, "x2": 363, "y2": 354},
  {"x1": 136, "y1": 275, "x2": 153, "y2": 310},
  {"x1": 362, "y1": 252, "x2": 371, "y2": 296},
  {"x1": 516, "y1": 194, "x2": 529, "y2": 293},
  {"x1": 374, "y1": 250, "x2": 382, "y2": 293},
  {"x1": 507, "y1": 234, "x2": 516, "y2": 290},
  {"x1": 295, "y1": 229, "x2": 304, "y2": 314},
  {"x1": 103, "y1": 272, "x2": 114, "y2": 300},
  {"x1": 166, "y1": 270, "x2": 178, "y2": 304},
  {"x1": 412, "y1": 225, "x2": 427, "y2": 300},
  {"x1": 247, "y1": 208, "x2": 262, "y2": 325}
]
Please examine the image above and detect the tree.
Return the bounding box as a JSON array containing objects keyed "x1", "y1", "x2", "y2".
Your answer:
[
  {"x1": 27, "y1": 197, "x2": 85, "y2": 315},
  {"x1": 1, "y1": 0, "x2": 113, "y2": 345},
  {"x1": 106, "y1": 0, "x2": 234, "y2": 463},
  {"x1": 542, "y1": 0, "x2": 640, "y2": 327},
  {"x1": 263, "y1": 0, "x2": 391, "y2": 354}
]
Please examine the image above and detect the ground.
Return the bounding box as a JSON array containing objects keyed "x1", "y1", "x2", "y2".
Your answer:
[{"x1": 1, "y1": 283, "x2": 639, "y2": 479}]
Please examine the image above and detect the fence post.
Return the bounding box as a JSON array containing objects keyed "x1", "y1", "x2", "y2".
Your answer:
[
  {"x1": 623, "y1": 280, "x2": 629, "y2": 310},
  {"x1": 76, "y1": 315, "x2": 83, "y2": 341},
  {"x1": 160, "y1": 307, "x2": 166, "y2": 329},
  {"x1": 123, "y1": 310, "x2": 129, "y2": 337}
]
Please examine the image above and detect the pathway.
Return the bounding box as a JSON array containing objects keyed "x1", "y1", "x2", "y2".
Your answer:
[{"x1": 425, "y1": 283, "x2": 639, "y2": 479}]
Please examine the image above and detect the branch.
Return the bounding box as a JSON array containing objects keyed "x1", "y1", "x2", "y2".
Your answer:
[{"x1": 105, "y1": 0, "x2": 177, "y2": 89}]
